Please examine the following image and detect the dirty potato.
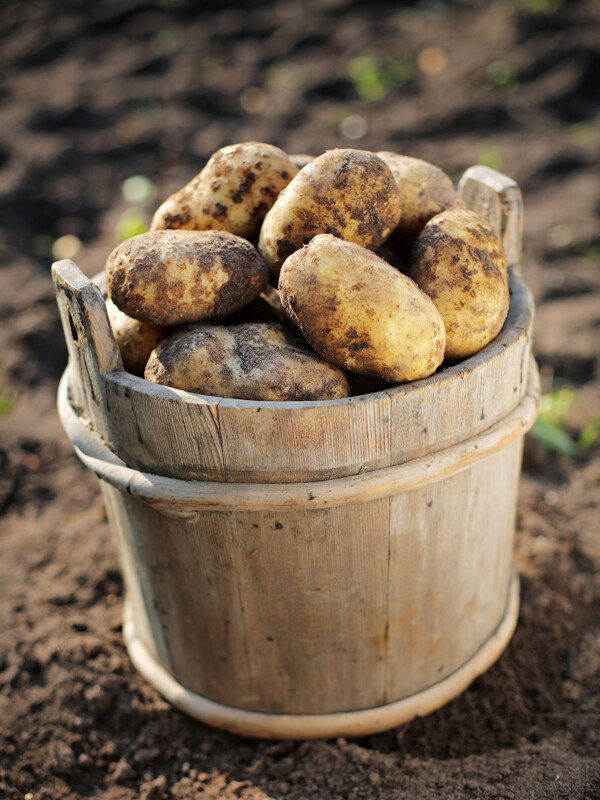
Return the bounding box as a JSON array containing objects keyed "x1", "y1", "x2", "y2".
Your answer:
[
  {"x1": 105, "y1": 298, "x2": 177, "y2": 376},
  {"x1": 151, "y1": 142, "x2": 298, "y2": 242},
  {"x1": 377, "y1": 152, "x2": 465, "y2": 248},
  {"x1": 279, "y1": 234, "x2": 445, "y2": 383},
  {"x1": 105, "y1": 230, "x2": 269, "y2": 326},
  {"x1": 144, "y1": 323, "x2": 350, "y2": 401},
  {"x1": 410, "y1": 208, "x2": 510, "y2": 360},
  {"x1": 258, "y1": 149, "x2": 403, "y2": 277}
]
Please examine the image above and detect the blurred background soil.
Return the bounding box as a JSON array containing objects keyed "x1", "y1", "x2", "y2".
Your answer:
[{"x1": 1, "y1": 0, "x2": 599, "y2": 798}]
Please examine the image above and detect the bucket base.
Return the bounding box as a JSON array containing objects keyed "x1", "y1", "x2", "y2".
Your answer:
[{"x1": 122, "y1": 574, "x2": 520, "y2": 739}]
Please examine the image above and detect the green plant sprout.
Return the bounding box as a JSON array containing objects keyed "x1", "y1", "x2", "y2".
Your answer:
[
  {"x1": 578, "y1": 416, "x2": 600, "y2": 454},
  {"x1": 476, "y1": 144, "x2": 502, "y2": 171},
  {"x1": 485, "y1": 61, "x2": 518, "y2": 89},
  {"x1": 114, "y1": 209, "x2": 149, "y2": 244},
  {"x1": 0, "y1": 389, "x2": 17, "y2": 415},
  {"x1": 516, "y1": 0, "x2": 562, "y2": 14},
  {"x1": 577, "y1": 241, "x2": 600, "y2": 266},
  {"x1": 531, "y1": 384, "x2": 600, "y2": 457},
  {"x1": 347, "y1": 55, "x2": 412, "y2": 102}
]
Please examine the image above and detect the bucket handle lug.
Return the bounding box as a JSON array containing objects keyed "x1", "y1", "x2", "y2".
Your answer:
[
  {"x1": 52, "y1": 259, "x2": 122, "y2": 449},
  {"x1": 458, "y1": 165, "x2": 523, "y2": 275}
]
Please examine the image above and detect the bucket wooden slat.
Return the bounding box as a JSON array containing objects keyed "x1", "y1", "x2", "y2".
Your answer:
[
  {"x1": 224, "y1": 500, "x2": 391, "y2": 714},
  {"x1": 105, "y1": 374, "x2": 226, "y2": 482},
  {"x1": 100, "y1": 482, "x2": 174, "y2": 672},
  {"x1": 385, "y1": 440, "x2": 523, "y2": 701},
  {"x1": 216, "y1": 393, "x2": 392, "y2": 483},
  {"x1": 52, "y1": 259, "x2": 121, "y2": 447}
]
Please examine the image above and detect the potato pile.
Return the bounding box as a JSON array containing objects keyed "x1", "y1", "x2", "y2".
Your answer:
[{"x1": 103, "y1": 142, "x2": 510, "y2": 401}]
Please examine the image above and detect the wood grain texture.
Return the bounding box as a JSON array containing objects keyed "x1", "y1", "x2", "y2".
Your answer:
[
  {"x1": 220, "y1": 500, "x2": 390, "y2": 713},
  {"x1": 52, "y1": 258, "x2": 122, "y2": 446},
  {"x1": 100, "y1": 483, "x2": 173, "y2": 672},
  {"x1": 105, "y1": 373, "x2": 225, "y2": 482},
  {"x1": 385, "y1": 439, "x2": 523, "y2": 702},
  {"x1": 98, "y1": 497, "x2": 390, "y2": 713},
  {"x1": 217, "y1": 391, "x2": 391, "y2": 483},
  {"x1": 102, "y1": 372, "x2": 392, "y2": 484},
  {"x1": 97, "y1": 443, "x2": 524, "y2": 715},
  {"x1": 123, "y1": 575, "x2": 520, "y2": 738},
  {"x1": 108, "y1": 499, "x2": 253, "y2": 706},
  {"x1": 458, "y1": 165, "x2": 523, "y2": 273}
]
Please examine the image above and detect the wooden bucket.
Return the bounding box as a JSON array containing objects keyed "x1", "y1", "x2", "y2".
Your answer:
[{"x1": 54, "y1": 167, "x2": 539, "y2": 739}]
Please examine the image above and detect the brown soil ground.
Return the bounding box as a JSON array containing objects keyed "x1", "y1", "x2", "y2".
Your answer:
[{"x1": 1, "y1": 1, "x2": 599, "y2": 798}]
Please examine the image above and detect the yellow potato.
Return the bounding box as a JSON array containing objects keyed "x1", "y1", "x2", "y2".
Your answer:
[
  {"x1": 150, "y1": 142, "x2": 298, "y2": 242},
  {"x1": 144, "y1": 323, "x2": 350, "y2": 401},
  {"x1": 410, "y1": 208, "x2": 509, "y2": 360},
  {"x1": 279, "y1": 234, "x2": 445, "y2": 382},
  {"x1": 105, "y1": 298, "x2": 177, "y2": 376},
  {"x1": 105, "y1": 230, "x2": 269, "y2": 326},
  {"x1": 377, "y1": 152, "x2": 465, "y2": 247},
  {"x1": 258, "y1": 148, "x2": 402, "y2": 278}
]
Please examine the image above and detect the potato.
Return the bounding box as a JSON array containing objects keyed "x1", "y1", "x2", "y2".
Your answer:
[
  {"x1": 144, "y1": 323, "x2": 350, "y2": 401},
  {"x1": 150, "y1": 142, "x2": 298, "y2": 242},
  {"x1": 258, "y1": 148, "x2": 403, "y2": 277},
  {"x1": 105, "y1": 230, "x2": 269, "y2": 326},
  {"x1": 279, "y1": 234, "x2": 445, "y2": 382},
  {"x1": 409, "y1": 208, "x2": 509, "y2": 360},
  {"x1": 377, "y1": 152, "x2": 465, "y2": 247},
  {"x1": 105, "y1": 298, "x2": 177, "y2": 376}
]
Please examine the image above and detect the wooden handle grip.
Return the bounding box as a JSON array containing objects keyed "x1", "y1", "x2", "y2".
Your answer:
[
  {"x1": 52, "y1": 259, "x2": 122, "y2": 447},
  {"x1": 458, "y1": 165, "x2": 523, "y2": 274}
]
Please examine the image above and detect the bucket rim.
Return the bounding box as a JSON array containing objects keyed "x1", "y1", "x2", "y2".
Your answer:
[{"x1": 88, "y1": 269, "x2": 533, "y2": 412}]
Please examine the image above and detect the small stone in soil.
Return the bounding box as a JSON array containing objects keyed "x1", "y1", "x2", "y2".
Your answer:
[
  {"x1": 51, "y1": 741, "x2": 77, "y2": 774},
  {"x1": 108, "y1": 758, "x2": 136, "y2": 784},
  {"x1": 140, "y1": 774, "x2": 168, "y2": 800},
  {"x1": 134, "y1": 746, "x2": 161, "y2": 764}
]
